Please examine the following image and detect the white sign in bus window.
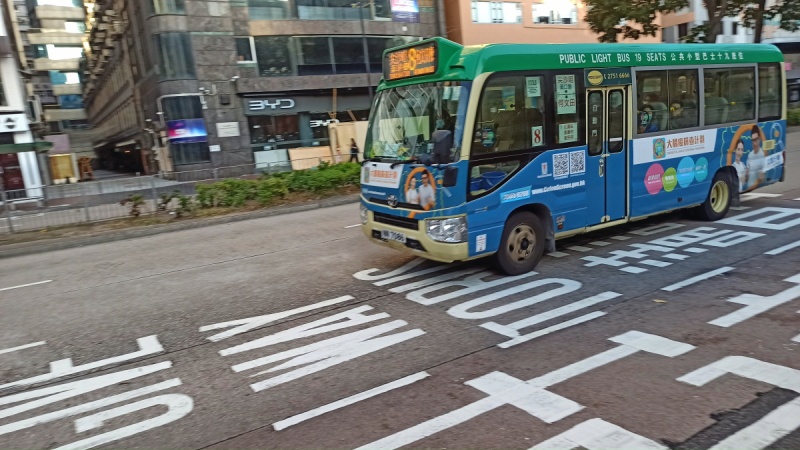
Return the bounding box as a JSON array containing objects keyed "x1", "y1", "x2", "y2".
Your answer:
[
  {"x1": 526, "y1": 77, "x2": 542, "y2": 97},
  {"x1": 556, "y1": 74, "x2": 577, "y2": 115},
  {"x1": 451, "y1": 87, "x2": 461, "y2": 101},
  {"x1": 559, "y1": 123, "x2": 578, "y2": 143},
  {"x1": 442, "y1": 86, "x2": 453, "y2": 100},
  {"x1": 532, "y1": 126, "x2": 544, "y2": 146}
]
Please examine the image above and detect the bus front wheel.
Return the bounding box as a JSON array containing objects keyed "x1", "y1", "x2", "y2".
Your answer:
[
  {"x1": 494, "y1": 212, "x2": 545, "y2": 275},
  {"x1": 694, "y1": 172, "x2": 732, "y2": 221}
]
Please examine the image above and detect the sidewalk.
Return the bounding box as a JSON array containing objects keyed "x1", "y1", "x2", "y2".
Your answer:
[{"x1": 0, "y1": 193, "x2": 360, "y2": 259}]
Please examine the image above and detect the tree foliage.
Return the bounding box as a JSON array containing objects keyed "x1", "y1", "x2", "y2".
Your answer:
[{"x1": 584, "y1": 0, "x2": 800, "y2": 44}]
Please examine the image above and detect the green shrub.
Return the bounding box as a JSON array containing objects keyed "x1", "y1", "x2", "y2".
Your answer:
[{"x1": 788, "y1": 108, "x2": 800, "y2": 126}]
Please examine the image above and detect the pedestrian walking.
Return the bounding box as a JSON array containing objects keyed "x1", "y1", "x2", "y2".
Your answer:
[{"x1": 349, "y1": 138, "x2": 359, "y2": 163}]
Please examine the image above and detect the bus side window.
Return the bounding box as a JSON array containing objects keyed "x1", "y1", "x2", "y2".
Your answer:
[
  {"x1": 668, "y1": 69, "x2": 699, "y2": 130},
  {"x1": 758, "y1": 63, "x2": 781, "y2": 121},
  {"x1": 472, "y1": 75, "x2": 531, "y2": 153}
]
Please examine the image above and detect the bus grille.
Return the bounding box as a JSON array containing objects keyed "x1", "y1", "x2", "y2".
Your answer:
[{"x1": 374, "y1": 212, "x2": 419, "y2": 231}]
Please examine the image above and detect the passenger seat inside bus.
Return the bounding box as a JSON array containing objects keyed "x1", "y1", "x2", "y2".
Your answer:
[{"x1": 705, "y1": 96, "x2": 729, "y2": 124}]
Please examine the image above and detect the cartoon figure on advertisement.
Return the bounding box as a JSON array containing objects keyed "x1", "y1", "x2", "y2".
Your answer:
[
  {"x1": 404, "y1": 167, "x2": 436, "y2": 210},
  {"x1": 726, "y1": 124, "x2": 769, "y2": 192}
]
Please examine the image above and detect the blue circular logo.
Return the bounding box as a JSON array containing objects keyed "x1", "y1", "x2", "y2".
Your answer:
[
  {"x1": 694, "y1": 157, "x2": 709, "y2": 182},
  {"x1": 677, "y1": 157, "x2": 695, "y2": 188}
]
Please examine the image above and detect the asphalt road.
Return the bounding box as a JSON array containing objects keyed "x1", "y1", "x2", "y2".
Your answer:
[{"x1": 1, "y1": 141, "x2": 799, "y2": 449}]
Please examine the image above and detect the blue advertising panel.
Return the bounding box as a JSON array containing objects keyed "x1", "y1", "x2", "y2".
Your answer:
[
  {"x1": 167, "y1": 119, "x2": 208, "y2": 143},
  {"x1": 390, "y1": 0, "x2": 419, "y2": 23}
]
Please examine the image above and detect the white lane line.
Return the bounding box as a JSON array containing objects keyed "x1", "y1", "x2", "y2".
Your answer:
[
  {"x1": 344, "y1": 224, "x2": 362, "y2": 229},
  {"x1": 0, "y1": 341, "x2": 46, "y2": 355},
  {"x1": 741, "y1": 193, "x2": 782, "y2": 201},
  {"x1": 547, "y1": 251, "x2": 570, "y2": 258},
  {"x1": 611, "y1": 236, "x2": 631, "y2": 241},
  {"x1": 640, "y1": 259, "x2": 672, "y2": 268},
  {"x1": 661, "y1": 267, "x2": 734, "y2": 292},
  {"x1": 0, "y1": 280, "x2": 52, "y2": 292},
  {"x1": 765, "y1": 240, "x2": 800, "y2": 256},
  {"x1": 684, "y1": 247, "x2": 707, "y2": 253},
  {"x1": 273, "y1": 372, "x2": 430, "y2": 431},
  {"x1": 567, "y1": 246, "x2": 592, "y2": 252},
  {"x1": 621, "y1": 266, "x2": 648, "y2": 274},
  {"x1": 794, "y1": 198, "x2": 800, "y2": 201},
  {"x1": 730, "y1": 206, "x2": 751, "y2": 211},
  {"x1": 590, "y1": 241, "x2": 611, "y2": 247}
]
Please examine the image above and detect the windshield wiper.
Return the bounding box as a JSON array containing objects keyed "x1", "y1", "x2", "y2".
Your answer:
[
  {"x1": 361, "y1": 157, "x2": 383, "y2": 166},
  {"x1": 390, "y1": 158, "x2": 419, "y2": 169}
]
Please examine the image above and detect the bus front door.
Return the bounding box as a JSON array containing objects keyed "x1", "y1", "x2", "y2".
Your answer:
[{"x1": 586, "y1": 88, "x2": 628, "y2": 225}]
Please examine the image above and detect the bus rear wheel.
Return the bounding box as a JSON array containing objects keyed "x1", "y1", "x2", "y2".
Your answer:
[
  {"x1": 494, "y1": 212, "x2": 545, "y2": 276},
  {"x1": 694, "y1": 172, "x2": 732, "y2": 221}
]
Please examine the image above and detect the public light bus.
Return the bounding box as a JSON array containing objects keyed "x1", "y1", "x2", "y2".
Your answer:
[{"x1": 359, "y1": 37, "x2": 787, "y2": 275}]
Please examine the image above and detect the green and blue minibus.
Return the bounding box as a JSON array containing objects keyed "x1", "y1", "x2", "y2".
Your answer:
[{"x1": 359, "y1": 38, "x2": 787, "y2": 275}]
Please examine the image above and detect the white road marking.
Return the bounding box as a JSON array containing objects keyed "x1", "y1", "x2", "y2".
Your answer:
[
  {"x1": 709, "y1": 273, "x2": 800, "y2": 327},
  {"x1": 719, "y1": 207, "x2": 800, "y2": 230},
  {"x1": 765, "y1": 240, "x2": 800, "y2": 256},
  {"x1": 547, "y1": 251, "x2": 570, "y2": 258},
  {"x1": 590, "y1": 241, "x2": 611, "y2": 247},
  {"x1": 567, "y1": 246, "x2": 592, "y2": 252},
  {"x1": 795, "y1": 198, "x2": 800, "y2": 201},
  {"x1": 629, "y1": 223, "x2": 684, "y2": 236},
  {"x1": 729, "y1": 206, "x2": 751, "y2": 211},
  {"x1": 496, "y1": 312, "x2": 607, "y2": 349},
  {"x1": 741, "y1": 193, "x2": 782, "y2": 201},
  {"x1": 684, "y1": 247, "x2": 707, "y2": 253},
  {"x1": 661, "y1": 267, "x2": 734, "y2": 292},
  {"x1": 662, "y1": 253, "x2": 689, "y2": 260},
  {"x1": 344, "y1": 224, "x2": 361, "y2": 229},
  {"x1": 356, "y1": 331, "x2": 694, "y2": 450},
  {"x1": 678, "y1": 356, "x2": 800, "y2": 450},
  {"x1": 640, "y1": 259, "x2": 671, "y2": 268},
  {"x1": 611, "y1": 236, "x2": 631, "y2": 241},
  {"x1": 0, "y1": 280, "x2": 52, "y2": 292},
  {"x1": 531, "y1": 418, "x2": 667, "y2": 450},
  {"x1": 272, "y1": 372, "x2": 430, "y2": 431},
  {"x1": 620, "y1": 266, "x2": 647, "y2": 274},
  {"x1": 0, "y1": 341, "x2": 46, "y2": 355}
]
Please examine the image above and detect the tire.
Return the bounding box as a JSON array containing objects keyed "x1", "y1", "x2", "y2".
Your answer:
[
  {"x1": 693, "y1": 172, "x2": 732, "y2": 221},
  {"x1": 493, "y1": 212, "x2": 546, "y2": 276}
]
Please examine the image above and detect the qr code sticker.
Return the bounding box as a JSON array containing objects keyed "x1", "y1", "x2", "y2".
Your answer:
[
  {"x1": 553, "y1": 153, "x2": 569, "y2": 178},
  {"x1": 570, "y1": 151, "x2": 585, "y2": 175}
]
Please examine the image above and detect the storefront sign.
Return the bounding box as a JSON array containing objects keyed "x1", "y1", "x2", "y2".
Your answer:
[
  {"x1": 167, "y1": 119, "x2": 208, "y2": 143},
  {"x1": 216, "y1": 122, "x2": 241, "y2": 138},
  {"x1": 248, "y1": 99, "x2": 296, "y2": 112},
  {"x1": 390, "y1": 0, "x2": 420, "y2": 23},
  {"x1": 0, "y1": 114, "x2": 29, "y2": 133},
  {"x1": 310, "y1": 119, "x2": 339, "y2": 128}
]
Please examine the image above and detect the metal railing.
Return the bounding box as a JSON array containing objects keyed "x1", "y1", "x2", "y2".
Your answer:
[{"x1": 0, "y1": 156, "x2": 338, "y2": 234}]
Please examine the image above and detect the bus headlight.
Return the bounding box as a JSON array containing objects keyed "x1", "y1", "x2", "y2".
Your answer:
[
  {"x1": 426, "y1": 217, "x2": 467, "y2": 243},
  {"x1": 360, "y1": 203, "x2": 369, "y2": 224}
]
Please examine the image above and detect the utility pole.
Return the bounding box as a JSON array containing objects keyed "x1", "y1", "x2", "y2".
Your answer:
[{"x1": 357, "y1": 2, "x2": 374, "y2": 103}]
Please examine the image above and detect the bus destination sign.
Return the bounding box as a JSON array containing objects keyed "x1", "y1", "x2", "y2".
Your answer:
[{"x1": 385, "y1": 41, "x2": 438, "y2": 81}]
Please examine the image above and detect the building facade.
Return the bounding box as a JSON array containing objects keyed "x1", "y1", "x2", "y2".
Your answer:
[
  {"x1": 446, "y1": 0, "x2": 662, "y2": 45},
  {"x1": 84, "y1": 0, "x2": 444, "y2": 174},
  {"x1": 0, "y1": 0, "x2": 46, "y2": 200}
]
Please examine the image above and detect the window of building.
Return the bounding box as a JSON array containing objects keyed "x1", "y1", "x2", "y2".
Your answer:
[
  {"x1": 172, "y1": 142, "x2": 211, "y2": 165},
  {"x1": 236, "y1": 37, "x2": 255, "y2": 63},
  {"x1": 472, "y1": 1, "x2": 522, "y2": 24},
  {"x1": 331, "y1": 37, "x2": 366, "y2": 74},
  {"x1": 149, "y1": 0, "x2": 186, "y2": 15},
  {"x1": 758, "y1": 63, "x2": 781, "y2": 120},
  {"x1": 37, "y1": 0, "x2": 82, "y2": 6},
  {"x1": 678, "y1": 23, "x2": 688, "y2": 38},
  {"x1": 250, "y1": 115, "x2": 301, "y2": 149},
  {"x1": 254, "y1": 36, "x2": 292, "y2": 77},
  {"x1": 153, "y1": 33, "x2": 196, "y2": 79},
  {"x1": 162, "y1": 97, "x2": 203, "y2": 121},
  {"x1": 703, "y1": 67, "x2": 755, "y2": 125},
  {"x1": 64, "y1": 21, "x2": 85, "y2": 33},
  {"x1": 295, "y1": 37, "x2": 333, "y2": 76},
  {"x1": 297, "y1": 0, "x2": 364, "y2": 20},
  {"x1": 636, "y1": 69, "x2": 699, "y2": 133},
  {"x1": 532, "y1": 0, "x2": 578, "y2": 24},
  {"x1": 248, "y1": 0, "x2": 292, "y2": 20}
]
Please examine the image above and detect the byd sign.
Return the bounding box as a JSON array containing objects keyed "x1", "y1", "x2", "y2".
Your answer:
[{"x1": 249, "y1": 99, "x2": 296, "y2": 111}]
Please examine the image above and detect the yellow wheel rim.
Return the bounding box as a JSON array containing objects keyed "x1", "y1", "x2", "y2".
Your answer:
[{"x1": 710, "y1": 180, "x2": 729, "y2": 214}]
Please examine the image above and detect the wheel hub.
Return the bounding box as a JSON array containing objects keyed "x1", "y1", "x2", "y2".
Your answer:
[{"x1": 508, "y1": 225, "x2": 536, "y2": 261}]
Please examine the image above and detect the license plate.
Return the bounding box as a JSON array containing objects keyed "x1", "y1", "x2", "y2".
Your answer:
[{"x1": 381, "y1": 229, "x2": 406, "y2": 243}]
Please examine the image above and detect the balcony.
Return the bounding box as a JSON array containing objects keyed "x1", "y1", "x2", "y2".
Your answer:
[
  {"x1": 35, "y1": 6, "x2": 85, "y2": 21},
  {"x1": 33, "y1": 58, "x2": 81, "y2": 71},
  {"x1": 27, "y1": 31, "x2": 84, "y2": 45},
  {"x1": 44, "y1": 108, "x2": 87, "y2": 122},
  {"x1": 53, "y1": 84, "x2": 83, "y2": 96}
]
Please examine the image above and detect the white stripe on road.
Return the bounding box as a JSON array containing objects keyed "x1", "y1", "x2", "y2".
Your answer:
[
  {"x1": 709, "y1": 397, "x2": 800, "y2": 450},
  {"x1": 765, "y1": 240, "x2": 800, "y2": 256},
  {"x1": 344, "y1": 224, "x2": 361, "y2": 229},
  {"x1": 741, "y1": 193, "x2": 782, "y2": 201},
  {"x1": 272, "y1": 372, "x2": 430, "y2": 431},
  {"x1": 0, "y1": 341, "x2": 46, "y2": 355},
  {"x1": 661, "y1": 267, "x2": 734, "y2": 292},
  {"x1": 0, "y1": 280, "x2": 52, "y2": 292}
]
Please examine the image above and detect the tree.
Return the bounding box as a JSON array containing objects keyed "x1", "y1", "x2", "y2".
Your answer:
[{"x1": 583, "y1": 0, "x2": 800, "y2": 44}]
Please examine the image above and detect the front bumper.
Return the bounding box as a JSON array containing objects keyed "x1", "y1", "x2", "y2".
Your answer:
[{"x1": 361, "y1": 211, "x2": 469, "y2": 263}]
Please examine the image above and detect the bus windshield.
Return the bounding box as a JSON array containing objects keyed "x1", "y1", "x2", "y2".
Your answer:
[{"x1": 366, "y1": 82, "x2": 471, "y2": 162}]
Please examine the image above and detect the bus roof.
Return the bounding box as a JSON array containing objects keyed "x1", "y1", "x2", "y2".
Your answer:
[{"x1": 379, "y1": 37, "x2": 784, "y2": 90}]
